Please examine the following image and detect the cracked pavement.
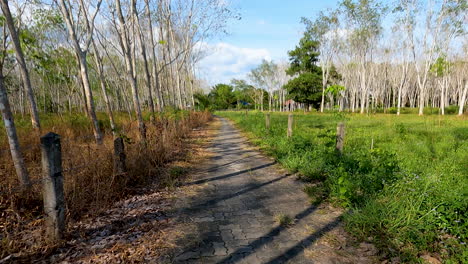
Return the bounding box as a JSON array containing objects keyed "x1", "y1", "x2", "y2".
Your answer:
[{"x1": 169, "y1": 117, "x2": 378, "y2": 264}]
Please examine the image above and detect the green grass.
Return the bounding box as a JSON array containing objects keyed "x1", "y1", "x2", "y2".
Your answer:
[{"x1": 217, "y1": 110, "x2": 468, "y2": 263}]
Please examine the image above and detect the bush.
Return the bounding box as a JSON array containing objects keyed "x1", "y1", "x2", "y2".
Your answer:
[{"x1": 445, "y1": 105, "x2": 459, "y2": 115}]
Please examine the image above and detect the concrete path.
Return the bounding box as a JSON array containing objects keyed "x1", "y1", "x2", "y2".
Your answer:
[{"x1": 171, "y1": 118, "x2": 377, "y2": 264}]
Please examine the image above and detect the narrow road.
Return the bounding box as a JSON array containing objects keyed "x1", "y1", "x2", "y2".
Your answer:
[{"x1": 171, "y1": 118, "x2": 377, "y2": 264}]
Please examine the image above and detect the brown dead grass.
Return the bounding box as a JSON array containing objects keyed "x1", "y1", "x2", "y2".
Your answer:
[{"x1": 0, "y1": 111, "x2": 213, "y2": 260}]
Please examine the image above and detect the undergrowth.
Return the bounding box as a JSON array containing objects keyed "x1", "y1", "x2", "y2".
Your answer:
[
  {"x1": 218, "y1": 110, "x2": 467, "y2": 263},
  {"x1": 0, "y1": 110, "x2": 212, "y2": 259}
]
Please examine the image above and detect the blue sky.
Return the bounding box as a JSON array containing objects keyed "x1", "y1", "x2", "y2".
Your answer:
[{"x1": 198, "y1": 0, "x2": 341, "y2": 85}]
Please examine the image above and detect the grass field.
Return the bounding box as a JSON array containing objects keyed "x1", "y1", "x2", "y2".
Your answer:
[{"x1": 217, "y1": 111, "x2": 468, "y2": 263}]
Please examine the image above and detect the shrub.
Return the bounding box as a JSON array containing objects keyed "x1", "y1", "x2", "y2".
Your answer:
[{"x1": 444, "y1": 105, "x2": 459, "y2": 115}]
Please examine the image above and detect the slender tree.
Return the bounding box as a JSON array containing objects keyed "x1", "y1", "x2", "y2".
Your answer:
[
  {"x1": 56, "y1": 0, "x2": 103, "y2": 143},
  {"x1": 1, "y1": 0, "x2": 41, "y2": 130}
]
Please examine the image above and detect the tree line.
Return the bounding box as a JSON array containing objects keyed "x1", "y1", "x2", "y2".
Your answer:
[
  {"x1": 206, "y1": 0, "x2": 467, "y2": 116},
  {"x1": 0, "y1": 0, "x2": 235, "y2": 186}
]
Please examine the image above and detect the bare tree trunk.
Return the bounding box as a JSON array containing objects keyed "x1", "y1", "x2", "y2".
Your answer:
[
  {"x1": 115, "y1": 0, "x2": 146, "y2": 140},
  {"x1": 145, "y1": 0, "x2": 164, "y2": 111},
  {"x1": 91, "y1": 39, "x2": 116, "y2": 135},
  {"x1": 0, "y1": 71, "x2": 30, "y2": 185},
  {"x1": 1, "y1": 0, "x2": 41, "y2": 130},
  {"x1": 187, "y1": 68, "x2": 195, "y2": 109},
  {"x1": 459, "y1": 81, "x2": 468, "y2": 116},
  {"x1": 78, "y1": 54, "x2": 103, "y2": 143},
  {"x1": 261, "y1": 90, "x2": 264, "y2": 111},
  {"x1": 132, "y1": 0, "x2": 155, "y2": 121},
  {"x1": 58, "y1": 0, "x2": 103, "y2": 144}
]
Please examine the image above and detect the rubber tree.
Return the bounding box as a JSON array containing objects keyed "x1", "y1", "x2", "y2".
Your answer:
[
  {"x1": 303, "y1": 10, "x2": 340, "y2": 113},
  {"x1": 1, "y1": 0, "x2": 41, "y2": 130},
  {"x1": 0, "y1": 21, "x2": 30, "y2": 186},
  {"x1": 113, "y1": 0, "x2": 146, "y2": 140},
  {"x1": 339, "y1": 0, "x2": 385, "y2": 114},
  {"x1": 56, "y1": 0, "x2": 103, "y2": 144}
]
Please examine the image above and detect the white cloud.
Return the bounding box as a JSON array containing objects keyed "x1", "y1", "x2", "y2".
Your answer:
[{"x1": 196, "y1": 42, "x2": 271, "y2": 85}]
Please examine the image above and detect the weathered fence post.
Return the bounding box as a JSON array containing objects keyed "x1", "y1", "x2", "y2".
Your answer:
[
  {"x1": 265, "y1": 113, "x2": 270, "y2": 130},
  {"x1": 336, "y1": 122, "x2": 345, "y2": 153},
  {"x1": 287, "y1": 114, "x2": 293, "y2": 138},
  {"x1": 41, "y1": 132, "x2": 65, "y2": 242},
  {"x1": 113, "y1": 137, "x2": 126, "y2": 175}
]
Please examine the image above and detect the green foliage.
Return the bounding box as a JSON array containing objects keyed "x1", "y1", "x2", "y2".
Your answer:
[
  {"x1": 387, "y1": 106, "x2": 460, "y2": 115},
  {"x1": 285, "y1": 32, "x2": 323, "y2": 107},
  {"x1": 445, "y1": 105, "x2": 459, "y2": 115},
  {"x1": 194, "y1": 93, "x2": 211, "y2": 110},
  {"x1": 208, "y1": 83, "x2": 236, "y2": 110},
  {"x1": 326, "y1": 84, "x2": 346, "y2": 96},
  {"x1": 231, "y1": 79, "x2": 256, "y2": 109},
  {"x1": 283, "y1": 72, "x2": 322, "y2": 107},
  {"x1": 430, "y1": 56, "x2": 451, "y2": 77},
  {"x1": 286, "y1": 32, "x2": 320, "y2": 75},
  {"x1": 207, "y1": 80, "x2": 263, "y2": 110},
  {"x1": 339, "y1": 0, "x2": 386, "y2": 47},
  {"x1": 217, "y1": 111, "x2": 468, "y2": 262}
]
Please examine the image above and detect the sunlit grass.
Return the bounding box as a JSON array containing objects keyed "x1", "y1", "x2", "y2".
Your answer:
[{"x1": 218, "y1": 110, "x2": 467, "y2": 263}]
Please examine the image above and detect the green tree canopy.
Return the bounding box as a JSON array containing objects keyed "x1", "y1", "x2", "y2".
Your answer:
[
  {"x1": 283, "y1": 72, "x2": 322, "y2": 107},
  {"x1": 208, "y1": 83, "x2": 236, "y2": 110},
  {"x1": 286, "y1": 32, "x2": 321, "y2": 75},
  {"x1": 284, "y1": 32, "x2": 323, "y2": 107},
  {"x1": 230, "y1": 79, "x2": 256, "y2": 108}
]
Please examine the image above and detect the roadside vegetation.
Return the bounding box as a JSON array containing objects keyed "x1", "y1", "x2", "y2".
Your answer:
[
  {"x1": 218, "y1": 111, "x2": 467, "y2": 263},
  {"x1": 0, "y1": 110, "x2": 212, "y2": 259},
  {"x1": 0, "y1": 0, "x2": 230, "y2": 259}
]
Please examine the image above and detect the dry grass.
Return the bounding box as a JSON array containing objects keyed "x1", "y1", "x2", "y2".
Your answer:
[
  {"x1": 0, "y1": 111, "x2": 212, "y2": 260},
  {"x1": 275, "y1": 213, "x2": 293, "y2": 227}
]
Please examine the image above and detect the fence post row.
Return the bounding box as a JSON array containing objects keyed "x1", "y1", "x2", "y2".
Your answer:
[
  {"x1": 41, "y1": 132, "x2": 65, "y2": 242},
  {"x1": 287, "y1": 114, "x2": 293, "y2": 138},
  {"x1": 336, "y1": 122, "x2": 345, "y2": 153},
  {"x1": 265, "y1": 113, "x2": 270, "y2": 130},
  {"x1": 113, "y1": 137, "x2": 127, "y2": 175}
]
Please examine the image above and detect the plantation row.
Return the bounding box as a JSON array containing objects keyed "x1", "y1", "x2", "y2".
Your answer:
[{"x1": 218, "y1": 111, "x2": 467, "y2": 263}]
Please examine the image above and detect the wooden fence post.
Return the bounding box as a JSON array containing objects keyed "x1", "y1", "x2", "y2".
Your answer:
[
  {"x1": 41, "y1": 132, "x2": 65, "y2": 242},
  {"x1": 287, "y1": 114, "x2": 293, "y2": 138},
  {"x1": 265, "y1": 113, "x2": 270, "y2": 130},
  {"x1": 113, "y1": 137, "x2": 126, "y2": 175},
  {"x1": 336, "y1": 122, "x2": 345, "y2": 153}
]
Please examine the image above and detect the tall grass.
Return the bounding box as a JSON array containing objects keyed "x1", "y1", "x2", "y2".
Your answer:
[
  {"x1": 0, "y1": 110, "x2": 212, "y2": 258},
  {"x1": 218, "y1": 111, "x2": 467, "y2": 263}
]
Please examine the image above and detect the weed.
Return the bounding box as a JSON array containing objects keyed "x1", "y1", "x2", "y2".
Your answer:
[{"x1": 275, "y1": 213, "x2": 293, "y2": 227}]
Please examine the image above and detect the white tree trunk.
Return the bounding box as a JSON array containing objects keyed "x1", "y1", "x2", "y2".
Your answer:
[
  {"x1": 58, "y1": 0, "x2": 103, "y2": 144},
  {"x1": 0, "y1": 72, "x2": 30, "y2": 185},
  {"x1": 459, "y1": 81, "x2": 468, "y2": 116},
  {"x1": 1, "y1": 0, "x2": 41, "y2": 130},
  {"x1": 115, "y1": 0, "x2": 146, "y2": 140}
]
